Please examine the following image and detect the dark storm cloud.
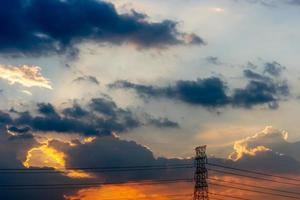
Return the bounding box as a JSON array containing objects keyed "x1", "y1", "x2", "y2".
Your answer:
[
  {"x1": 89, "y1": 98, "x2": 119, "y2": 117},
  {"x1": 243, "y1": 69, "x2": 269, "y2": 81},
  {"x1": 62, "y1": 104, "x2": 89, "y2": 118},
  {"x1": 4, "y1": 119, "x2": 34, "y2": 141},
  {"x1": 66, "y1": 136, "x2": 192, "y2": 181},
  {"x1": 110, "y1": 77, "x2": 230, "y2": 107},
  {"x1": 0, "y1": 111, "x2": 12, "y2": 124},
  {"x1": 66, "y1": 135, "x2": 300, "y2": 181},
  {"x1": 110, "y1": 64, "x2": 289, "y2": 109},
  {"x1": 232, "y1": 80, "x2": 288, "y2": 109},
  {"x1": 0, "y1": 98, "x2": 179, "y2": 136},
  {"x1": 37, "y1": 103, "x2": 58, "y2": 116},
  {"x1": 13, "y1": 100, "x2": 140, "y2": 136},
  {"x1": 0, "y1": 0, "x2": 203, "y2": 57},
  {"x1": 237, "y1": 61, "x2": 289, "y2": 109},
  {"x1": 264, "y1": 61, "x2": 285, "y2": 77},
  {"x1": 2, "y1": 125, "x2": 300, "y2": 199},
  {"x1": 0, "y1": 128, "x2": 84, "y2": 200},
  {"x1": 73, "y1": 75, "x2": 100, "y2": 85}
]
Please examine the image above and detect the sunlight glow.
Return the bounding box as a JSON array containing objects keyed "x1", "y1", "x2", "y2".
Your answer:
[{"x1": 23, "y1": 142, "x2": 92, "y2": 178}]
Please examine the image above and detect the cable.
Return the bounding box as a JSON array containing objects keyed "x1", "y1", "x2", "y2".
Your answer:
[
  {"x1": 0, "y1": 163, "x2": 193, "y2": 171},
  {"x1": 209, "y1": 182, "x2": 300, "y2": 199},
  {"x1": 208, "y1": 192, "x2": 254, "y2": 200},
  {"x1": 0, "y1": 165, "x2": 193, "y2": 174},
  {"x1": 0, "y1": 178, "x2": 194, "y2": 190},
  {"x1": 208, "y1": 168, "x2": 300, "y2": 187},
  {"x1": 209, "y1": 177, "x2": 300, "y2": 196},
  {"x1": 208, "y1": 162, "x2": 300, "y2": 182}
]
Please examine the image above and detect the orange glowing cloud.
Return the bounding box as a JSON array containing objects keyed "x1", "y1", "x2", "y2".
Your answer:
[
  {"x1": 23, "y1": 144, "x2": 65, "y2": 169},
  {"x1": 65, "y1": 182, "x2": 193, "y2": 200},
  {"x1": 227, "y1": 126, "x2": 285, "y2": 160},
  {"x1": 23, "y1": 142, "x2": 91, "y2": 179}
]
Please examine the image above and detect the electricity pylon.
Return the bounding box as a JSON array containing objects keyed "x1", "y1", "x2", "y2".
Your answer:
[{"x1": 193, "y1": 145, "x2": 209, "y2": 200}]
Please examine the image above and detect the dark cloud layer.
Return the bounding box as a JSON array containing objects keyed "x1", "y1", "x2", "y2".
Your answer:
[
  {"x1": 2, "y1": 125, "x2": 300, "y2": 200},
  {"x1": 0, "y1": 98, "x2": 179, "y2": 136},
  {"x1": 0, "y1": 128, "x2": 82, "y2": 200},
  {"x1": 0, "y1": 0, "x2": 203, "y2": 57},
  {"x1": 14, "y1": 101, "x2": 137, "y2": 136},
  {"x1": 264, "y1": 61, "x2": 285, "y2": 77},
  {"x1": 110, "y1": 64, "x2": 289, "y2": 109},
  {"x1": 110, "y1": 77, "x2": 230, "y2": 107},
  {"x1": 0, "y1": 111, "x2": 12, "y2": 124}
]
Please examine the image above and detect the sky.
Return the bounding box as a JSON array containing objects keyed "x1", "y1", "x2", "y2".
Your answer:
[{"x1": 1, "y1": 0, "x2": 300, "y2": 199}]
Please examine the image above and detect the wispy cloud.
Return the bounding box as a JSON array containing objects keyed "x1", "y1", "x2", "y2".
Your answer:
[
  {"x1": 0, "y1": 64, "x2": 52, "y2": 89},
  {"x1": 21, "y1": 90, "x2": 33, "y2": 96}
]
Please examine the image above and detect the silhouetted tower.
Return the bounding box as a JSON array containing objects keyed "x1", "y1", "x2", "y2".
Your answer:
[{"x1": 193, "y1": 145, "x2": 209, "y2": 200}]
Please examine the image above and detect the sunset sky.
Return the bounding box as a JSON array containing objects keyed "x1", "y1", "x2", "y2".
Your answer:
[{"x1": 1, "y1": 0, "x2": 300, "y2": 199}]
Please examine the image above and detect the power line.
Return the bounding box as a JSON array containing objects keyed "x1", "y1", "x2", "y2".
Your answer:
[
  {"x1": 208, "y1": 192, "x2": 254, "y2": 200},
  {"x1": 0, "y1": 178, "x2": 194, "y2": 190},
  {"x1": 0, "y1": 163, "x2": 193, "y2": 172},
  {"x1": 209, "y1": 182, "x2": 300, "y2": 199},
  {"x1": 0, "y1": 165, "x2": 193, "y2": 174},
  {"x1": 208, "y1": 162, "x2": 300, "y2": 182},
  {"x1": 208, "y1": 177, "x2": 300, "y2": 196},
  {"x1": 208, "y1": 168, "x2": 300, "y2": 187}
]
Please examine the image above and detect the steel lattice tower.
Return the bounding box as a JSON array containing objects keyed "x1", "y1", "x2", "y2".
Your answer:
[{"x1": 193, "y1": 145, "x2": 209, "y2": 200}]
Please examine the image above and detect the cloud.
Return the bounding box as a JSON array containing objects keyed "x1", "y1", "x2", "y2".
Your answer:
[
  {"x1": 228, "y1": 126, "x2": 279, "y2": 161},
  {"x1": 225, "y1": 126, "x2": 300, "y2": 173},
  {"x1": 243, "y1": 69, "x2": 269, "y2": 81},
  {"x1": 205, "y1": 56, "x2": 222, "y2": 65},
  {"x1": 62, "y1": 104, "x2": 89, "y2": 118},
  {"x1": 229, "y1": 126, "x2": 300, "y2": 163},
  {"x1": 239, "y1": 0, "x2": 300, "y2": 6},
  {"x1": 110, "y1": 77, "x2": 230, "y2": 107},
  {"x1": 89, "y1": 98, "x2": 120, "y2": 118},
  {"x1": 234, "y1": 62, "x2": 289, "y2": 109},
  {"x1": 0, "y1": 128, "x2": 192, "y2": 199},
  {"x1": 13, "y1": 102, "x2": 140, "y2": 136},
  {"x1": 0, "y1": 0, "x2": 204, "y2": 57},
  {"x1": 21, "y1": 90, "x2": 32, "y2": 95},
  {"x1": 0, "y1": 111, "x2": 12, "y2": 124},
  {"x1": 0, "y1": 97, "x2": 179, "y2": 136},
  {"x1": 231, "y1": 80, "x2": 288, "y2": 109},
  {"x1": 0, "y1": 128, "x2": 82, "y2": 200},
  {"x1": 37, "y1": 103, "x2": 58, "y2": 116},
  {"x1": 65, "y1": 136, "x2": 192, "y2": 182},
  {"x1": 147, "y1": 117, "x2": 180, "y2": 128},
  {"x1": 110, "y1": 63, "x2": 289, "y2": 109},
  {"x1": 263, "y1": 61, "x2": 285, "y2": 77},
  {"x1": 289, "y1": 0, "x2": 300, "y2": 5},
  {"x1": 2, "y1": 123, "x2": 300, "y2": 199},
  {"x1": 73, "y1": 75, "x2": 100, "y2": 85},
  {"x1": 0, "y1": 64, "x2": 52, "y2": 89}
]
